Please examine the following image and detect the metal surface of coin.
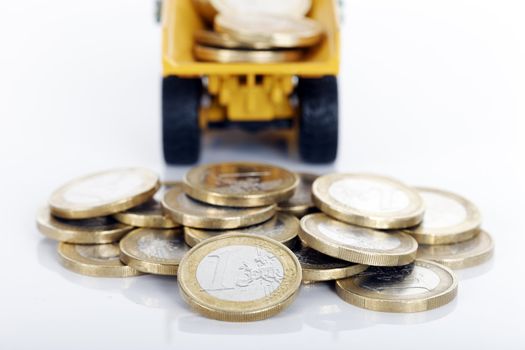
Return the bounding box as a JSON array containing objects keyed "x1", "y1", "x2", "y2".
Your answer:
[
  {"x1": 58, "y1": 242, "x2": 142, "y2": 277},
  {"x1": 36, "y1": 206, "x2": 132, "y2": 244},
  {"x1": 113, "y1": 197, "x2": 179, "y2": 229},
  {"x1": 49, "y1": 168, "x2": 160, "y2": 219},
  {"x1": 162, "y1": 183, "x2": 275, "y2": 229},
  {"x1": 194, "y1": 44, "x2": 303, "y2": 63},
  {"x1": 194, "y1": 30, "x2": 274, "y2": 50},
  {"x1": 312, "y1": 173, "x2": 424, "y2": 229},
  {"x1": 192, "y1": 0, "x2": 217, "y2": 22},
  {"x1": 277, "y1": 173, "x2": 317, "y2": 217},
  {"x1": 211, "y1": 0, "x2": 311, "y2": 18},
  {"x1": 417, "y1": 230, "x2": 494, "y2": 269},
  {"x1": 119, "y1": 228, "x2": 189, "y2": 275},
  {"x1": 336, "y1": 260, "x2": 458, "y2": 313},
  {"x1": 215, "y1": 13, "x2": 323, "y2": 48},
  {"x1": 178, "y1": 234, "x2": 302, "y2": 321},
  {"x1": 405, "y1": 187, "x2": 482, "y2": 244},
  {"x1": 183, "y1": 162, "x2": 299, "y2": 207},
  {"x1": 299, "y1": 213, "x2": 418, "y2": 266},
  {"x1": 292, "y1": 244, "x2": 368, "y2": 283},
  {"x1": 183, "y1": 213, "x2": 299, "y2": 247}
]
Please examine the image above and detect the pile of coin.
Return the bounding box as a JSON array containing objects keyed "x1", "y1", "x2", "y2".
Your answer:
[
  {"x1": 37, "y1": 163, "x2": 494, "y2": 321},
  {"x1": 191, "y1": 0, "x2": 324, "y2": 63}
]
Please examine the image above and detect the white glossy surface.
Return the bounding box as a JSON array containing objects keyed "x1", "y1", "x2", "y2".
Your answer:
[{"x1": 1, "y1": 0, "x2": 524, "y2": 349}]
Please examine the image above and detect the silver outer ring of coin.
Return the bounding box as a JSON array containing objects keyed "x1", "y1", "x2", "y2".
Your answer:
[
  {"x1": 299, "y1": 213, "x2": 418, "y2": 266},
  {"x1": 49, "y1": 168, "x2": 160, "y2": 219},
  {"x1": 194, "y1": 44, "x2": 303, "y2": 63},
  {"x1": 312, "y1": 173, "x2": 425, "y2": 229},
  {"x1": 417, "y1": 230, "x2": 494, "y2": 269},
  {"x1": 404, "y1": 187, "x2": 482, "y2": 245},
  {"x1": 194, "y1": 30, "x2": 274, "y2": 50},
  {"x1": 210, "y1": 0, "x2": 312, "y2": 18},
  {"x1": 335, "y1": 260, "x2": 458, "y2": 313},
  {"x1": 183, "y1": 213, "x2": 299, "y2": 247},
  {"x1": 277, "y1": 172, "x2": 318, "y2": 218}
]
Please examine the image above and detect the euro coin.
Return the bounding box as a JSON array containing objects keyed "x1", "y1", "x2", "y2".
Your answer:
[
  {"x1": 178, "y1": 233, "x2": 302, "y2": 321},
  {"x1": 119, "y1": 228, "x2": 189, "y2": 275},
  {"x1": 292, "y1": 244, "x2": 368, "y2": 283},
  {"x1": 277, "y1": 172, "x2": 317, "y2": 217},
  {"x1": 49, "y1": 168, "x2": 160, "y2": 219},
  {"x1": 417, "y1": 230, "x2": 494, "y2": 269},
  {"x1": 336, "y1": 260, "x2": 458, "y2": 313},
  {"x1": 162, "y1": 182, "x2": 275, "y2": 229},
  {"x1": 404, "y1": 187, "x2": 481, "y2": 244},
  {"x1": 36, "y1": 206, "x2": 132, "y2": 244},
  {"x1": 194, "y1": 44, "x2": 303, "y2": 63},
  {"x1": 192, "y1": 0, "x2": 217, "y2": 23},
  {"x1": 183, "y1": 162, "x2": 299, "y2": 207},
  {"x1": 215, "y1": 13, "x2": 323, "y2": 48},
  {"x1": 299, "y1": 213, "x2": 418, "y2": 266},
  {"x1": 312, "y1": 173, "x2": 424, "y2": 229},
  {"x1": 58, "y1": 242, "x2": 142, "y2": 277},
  {"x1": 211, "y1": 0, "x2": 311, "y2": 18},
  {"x1": 113, "y1": 197, "x2": 179, "y2": 229},
  {"x1": 194, "y1": 30, "x2": 274, "y2": 50},
  {"x1": 183, "y1": 213, "x2": 299, "y2": 247}
]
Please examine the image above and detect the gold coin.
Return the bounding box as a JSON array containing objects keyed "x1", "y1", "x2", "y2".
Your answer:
[
  {"x1": 178, "y1": 233, "x2": 302, "y2": 321},
  {"x1": 312, "y1": 173, "x2": 424, "y2": 229},
  {"x1": 292, "y1": 244, "x2": 368, "y2": 283},
  {"x1": 113, "y1": 194, "x2": 179, "y2": 229},
  {"x1": 194, "y1": 29, "x2": 274, "y2": 50},
  {"x1": 404, "y1": 187, "x2": 482, "y2": 244},
  {"x1": 215, "y1": 13, "x2": 323, "y2": 48},
  {"x1": 417, "y1": 230, "x2": 494, "y2": 269},
  {"x1": 49, "y1": 168, "x2": 160, "y2": 219},
  {"x1": 210, "y1": 0, "x2": 312, "y2": 18},
  {"x1": 299, "y1": 213, "x2": 418, "y2": 266},
  {"x1": 162, "y1": 182, "x2": 275, "y2": 229},
  {"x1": 336, "y1": 260, "x2": 458, "y2": 313},
  {"x1": 183, "y1": 213, "x2": 299, "y2": 247},
  {"x1": 194, "y1": 44, "x2": 303, "y2": 63},
  {"x1": 36, "y1": 206, "x2": 132, "y2": 244},
  {"x1": 183, "y1": 162, "x2": 299, "y2": 207},
  {"x1": 277, "y1": 172, "x2": 317, "y2": 217},
  {"x1": 192, "y1": 0, "x2": 217, "y2": 23},
  {"x1": 119, "y1": 228, "x2": 190, "y2": 275},
  {"x1": 58, "y1": 242, "x2": 142, "y2": 277}
]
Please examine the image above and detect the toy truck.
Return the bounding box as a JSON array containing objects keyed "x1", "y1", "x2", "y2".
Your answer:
[{"x1": 161, "y1": 0, "x2": 340, "y2": 164}]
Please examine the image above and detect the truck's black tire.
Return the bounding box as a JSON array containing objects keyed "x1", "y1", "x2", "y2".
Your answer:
[
  {"x1": 162, "y1": 76, "x2": 202, "y2": 164},
  {"x1": 297, "y1": 76, "x2": 339, "y2": 163}
]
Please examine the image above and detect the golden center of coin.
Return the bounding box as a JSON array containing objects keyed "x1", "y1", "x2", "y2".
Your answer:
[
  {"x1": 405, "y1": 187, "x2": 482, "y2": 245},
  {"x1": 49, "y1": 168, "x2": 160, "y2": 219},
  {"x1": 336, "y1": 260, "x2": 458, "y2": 313},
  {"x1": 312, "y1": 173, "x2": 424, "y2": 229},
  {"x1": 299, "y1": 213, "x2": 418, "y2": 266},
  {"x1": 162, "y1": 182, "x2": 275, "y2": 229},
  {"x1": 277, "y1": 172, "x2": 317, "y2": 217},
  {"x1": 178, "y1": 234, "x2": 302, "y2": 321},
  {"x1": 183, "y1": 213, "x2": 299, "y2": 247},
  {"x1": 210, "y1": 0, "x2": 312, "y2": 18},
  {"x1": 183, "y1": 162, "x2": 299, "y2": 207}
]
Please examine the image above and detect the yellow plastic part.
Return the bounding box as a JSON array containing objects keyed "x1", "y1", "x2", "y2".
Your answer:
[{"x1": 161, "y1": 0, "x2": 340, "y2": 124}]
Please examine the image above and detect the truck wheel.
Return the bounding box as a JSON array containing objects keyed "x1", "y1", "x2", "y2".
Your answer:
[
  {"x1": 162, "y1": 76, "x2": 202, "y2": 164},
  {"x1": 297, "y1": 76, "x2": 339, "y2": 163}
]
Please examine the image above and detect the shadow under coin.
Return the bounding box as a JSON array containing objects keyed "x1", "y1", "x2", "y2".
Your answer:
[
  {"x1": 121, "y1": 274, "x2": 183, "y2": 309},
  {"x1": 454, "y1": 256, "x2": 495, "y2": 280}
]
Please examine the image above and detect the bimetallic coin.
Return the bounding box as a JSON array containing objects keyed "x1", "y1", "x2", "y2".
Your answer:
[
  {"x1": 162, "y1": 183, "x2": 275, "y2": 229},
  {"x1": 58, "y1": 242, "x2": 142, "y2": 277},
  {"x1": 336, "y1": 260, "x2": 458, "y2": 313},
  {"x1": 36, "y1": 207, "x2": 132, "y2": 244},
  {"x1": 299, "y1": 213, "x2": 418, "y2": 266},
  {"x1": 194, "y1": 44, "x2": 303, "y2": 63},
  {"x1": 192, "y1": 0, "x2": 217, "y2": 23},
  {"x1": 178, "y1": 233, "x2": 302, "y2": 321},
  {"x1": 405, "y1": 187, "x2": 482, "y2": 245},
  {"x1": 417, "y1": 230, "x2": 494, "y2": 269},
  {"x1": 277, "y1": 172, "x2": 317, "y2": 217},
  {"x1": 183, "y1": 213, "x2": 299, "y2": 247},
  {"x1": 194, "y1": 30, "x2": 274, "y2": 50},
  {"x1": 215, "y1": 13, "x2": 323, "y2": 49},
  {"x1": 113, "y1": 198, "x2": 179, "y2": 229},
  {"x1": 312, "y1": 173, "x2": 424, "y2": 229},
  {"x1": 183, "y1": 162, "x2": 299, "y2": 207},
  {"x1": 292, "y1": 244, "x2": 368, "y2": 283},
  {"x1": 211, "y1": 0, "x2": 311, "y2": 18},
  {"x1": 49, "y1": 168, "x2": 160, "y2": 219},
  {"x1": 119, "y1": 228, "x2": 190, "y2": 275}
]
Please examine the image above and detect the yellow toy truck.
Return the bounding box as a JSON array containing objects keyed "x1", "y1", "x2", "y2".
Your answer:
[{"x1": 161, "y1": 0, "x2": 340, "y2": 164}]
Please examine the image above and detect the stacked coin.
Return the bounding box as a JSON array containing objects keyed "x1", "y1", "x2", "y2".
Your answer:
[
  {"x1": 37, "y1": 163, "x2": 494, "y2": 320},
  {"x1": 191, "y1": 0, "x2": 324, "y2": 63}
]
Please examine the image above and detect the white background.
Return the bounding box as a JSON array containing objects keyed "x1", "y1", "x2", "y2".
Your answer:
[{"x1": 1, "y1": 0, "x2": 524, "y2": 349}]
